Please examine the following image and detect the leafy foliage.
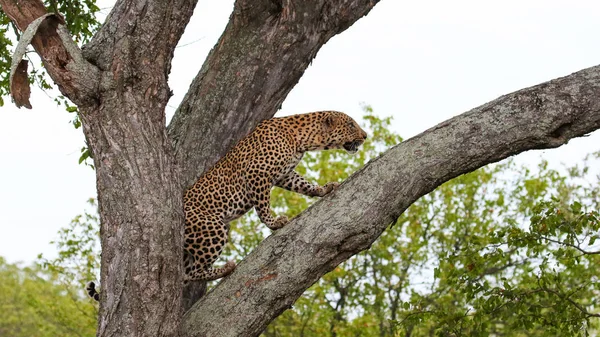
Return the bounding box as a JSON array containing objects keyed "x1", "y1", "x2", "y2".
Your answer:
[
  {"x1": 38, "y1": 198, "x2": 101, "y2": 293},
  {"x1": 0, "y1": 257, "x2": 96, "y2": 337},
  {"x1": 0, "y1": 199, "x2": 99, "y2": 337}
]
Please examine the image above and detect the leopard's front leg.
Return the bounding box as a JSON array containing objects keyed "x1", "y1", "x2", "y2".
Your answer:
[
  {"x1": 275, "y1": 171, "x2": 339, "y2": 197},
  {"x1": 253, "y1": 176, "x2": 288, "y2": 230}
]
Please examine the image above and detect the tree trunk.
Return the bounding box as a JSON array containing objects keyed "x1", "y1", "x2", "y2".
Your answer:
[
  {"x1": 69, "y1": 0, "x2": 197, "y2": 333},
  {"x1": 2, "y1": 0, "x2": 600, "y2": 336},
  {"x1": 81, "y1": 100, "x2": 184, "y2": 337},
  {"x1": 2, "y1": 0, "x2": 196, "y2": 335}
]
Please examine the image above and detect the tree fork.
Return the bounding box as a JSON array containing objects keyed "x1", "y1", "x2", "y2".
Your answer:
[{"x1": 168, "y1": 0, "x2": 382, "y2": 187}]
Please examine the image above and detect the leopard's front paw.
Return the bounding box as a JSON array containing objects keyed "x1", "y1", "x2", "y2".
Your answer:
[
  {"x1": 322, "y1": 182, "x2": 340, "y2": 196},
  {"x1": 270, "y1": 216, "x2": 289, "y2": 230},
  {"x1": 222, "y1": 260, "x2": 237, "y2": 276}
]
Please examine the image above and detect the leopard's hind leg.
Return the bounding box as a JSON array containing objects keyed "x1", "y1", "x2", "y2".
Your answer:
[{"x1": 183, "y1": 215, "x2": 236, "y2": 282}]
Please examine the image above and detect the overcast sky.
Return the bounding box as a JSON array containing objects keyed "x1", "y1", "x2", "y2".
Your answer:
[{"x1": 1, "y1": 0, "x2": 599, "y2": 264}]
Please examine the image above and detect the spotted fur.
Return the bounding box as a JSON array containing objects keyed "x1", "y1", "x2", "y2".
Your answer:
[{"x1": 183, "y1": 111, "x2": 367, "y2": 282}]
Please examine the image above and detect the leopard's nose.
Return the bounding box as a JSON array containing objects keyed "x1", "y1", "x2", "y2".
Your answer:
[{"x1": 362, "y1": 130, "x2": 368, "y2": 140}]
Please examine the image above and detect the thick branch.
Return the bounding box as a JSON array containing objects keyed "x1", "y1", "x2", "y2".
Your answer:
[
  {"x1": 168, "y1": 0, "x2": 381, "y2": 187},
  {"x1": 0, "y1": 0, "x2": 100, "y2": 108},
  {"x1": 182, "y1": 65, "x2": 600, "y2": 337}
]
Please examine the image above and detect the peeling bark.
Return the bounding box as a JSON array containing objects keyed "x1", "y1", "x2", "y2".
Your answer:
[
  {"x1": 10, "y1": 60, "x2": 31, "y2": 108},
  {"x1": 0, "y1": 0, "x2": 99, "y2": 108},
  {"x1": 181, "y1": 65, "x2": 600, "y2": 337}
]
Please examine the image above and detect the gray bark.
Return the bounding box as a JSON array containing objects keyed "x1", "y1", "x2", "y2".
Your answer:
[
  {"x1": 1, "y1": 0, "x2": 198, "y2": 336},
  {"x1": 77, "y1": 0, "x2": 198, "y2": 336},
  {"x1": 182, "y1": 65, "x2": 600, "y2": 337}
]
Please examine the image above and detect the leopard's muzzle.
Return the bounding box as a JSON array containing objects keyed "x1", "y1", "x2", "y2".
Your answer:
[{"x1": 343, "y1": 140, "x2": 363, "y2": 153}]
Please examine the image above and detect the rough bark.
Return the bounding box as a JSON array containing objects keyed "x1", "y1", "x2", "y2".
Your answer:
[
  {"x1": 78, "y1": 1, "x2": 198, "y2": 336},
  {"x1": 181, "y1": 65, "x2": 600, "y2": 337}
]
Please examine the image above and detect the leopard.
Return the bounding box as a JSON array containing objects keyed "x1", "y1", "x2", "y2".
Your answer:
[{"x1": 86, "y1": 110, "x2": 367, "y2": 299}]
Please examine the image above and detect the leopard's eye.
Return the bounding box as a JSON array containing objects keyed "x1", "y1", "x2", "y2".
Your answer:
[{"x1": 348, "y1": 122, "x2": 355, "y2": 129}]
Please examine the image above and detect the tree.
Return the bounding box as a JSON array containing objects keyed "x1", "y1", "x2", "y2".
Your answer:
[
  {"x1": 0, "y1": 199, "x2": 98, "y2": 337},
  {"x1": 0, "y1": 257, "x2": 95, "y2": 337},
  {"x1": 1, "y1": 1, "x2": 600, "y2": 337}
]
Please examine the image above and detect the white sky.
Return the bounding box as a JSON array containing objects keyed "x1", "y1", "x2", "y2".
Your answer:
[{"x1": 1, "y1": 0, "x2": 599, "y2": 264}]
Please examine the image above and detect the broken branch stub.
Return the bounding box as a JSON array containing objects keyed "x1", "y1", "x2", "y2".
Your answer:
[
  {"x1": 10, "y1": 60, "x2": 32, "y2": 109},
  {"x1": 9, "y1": 13, "x2": 65, "y2": 109}
]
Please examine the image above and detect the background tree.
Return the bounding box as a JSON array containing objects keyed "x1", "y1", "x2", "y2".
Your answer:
[
  {"x1": 1, "y1": 1, "x2": 600, "y2": 337},
  {"x1": 0, "y1": 200, "x2": 99, "y2": 337},
  {"x1": 0, "y1": 257, "x2": 95, "y2": 337}
]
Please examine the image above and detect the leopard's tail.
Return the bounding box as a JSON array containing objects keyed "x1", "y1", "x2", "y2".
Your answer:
[{"x1": 86, "y1": 281, "x2": 100, "y2": 301}]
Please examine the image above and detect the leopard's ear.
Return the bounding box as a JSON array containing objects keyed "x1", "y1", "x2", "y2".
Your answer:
[{"x1": 323, "y1": 114, "x2": 338, "y2": 131}]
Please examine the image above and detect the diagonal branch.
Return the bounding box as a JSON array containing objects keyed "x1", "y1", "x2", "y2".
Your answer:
[
  {"x1": 0, "y1": 0, "x2": 100, "y2": 108},
  {"x1": 168, "y1": 0, "x2": 381, "y2": 188},
  {"x1": 182, "y1": 64, "x2": 600, "y2": 337}
]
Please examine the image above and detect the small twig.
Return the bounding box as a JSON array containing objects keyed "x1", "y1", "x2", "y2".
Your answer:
[
  {"x1": 176, "y1": 37, "x2": 205, "y2": 49},
  {"x1": 539, "y1": 235, "x2": 600, "y2": 255}
]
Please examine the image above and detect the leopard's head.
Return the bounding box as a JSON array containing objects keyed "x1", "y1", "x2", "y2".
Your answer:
[{"x1": 321, "y1": 111, "x2": 368, "y2": 154}]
